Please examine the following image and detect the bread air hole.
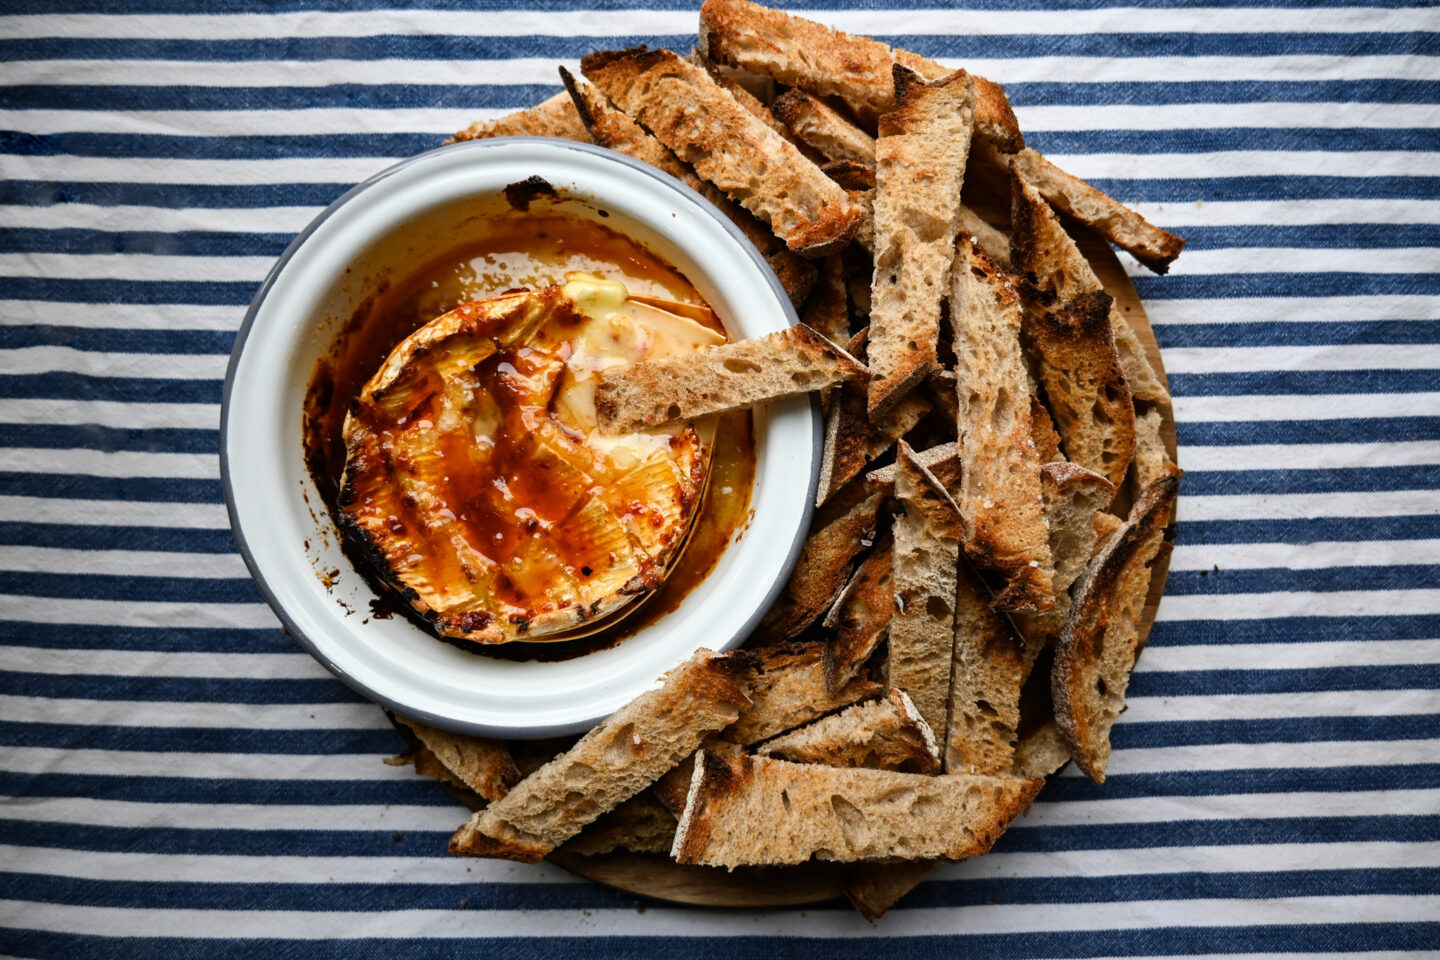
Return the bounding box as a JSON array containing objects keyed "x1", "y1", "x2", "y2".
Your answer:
[
  {"x1": 830, "y1": 794, "x2": 869, "y2": 847},
  {"x1": 603, "y1": 723, "x2": 636, "y2": 766},
  {"x1": 723, "y1": 358, "x2": 761, "y2": 375}
]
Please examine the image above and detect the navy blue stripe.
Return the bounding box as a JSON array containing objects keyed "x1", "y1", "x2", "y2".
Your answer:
[
  {"x1": 6, "y1": 663, "x2": 1433, "y2": 705},
  {"x1": 1165, "y1": 563, "x2": 1440, "y2": 597},
  {"x1": 1178, "y1": 515, "x2": 1440, "y2": 546},
  {"x1": 3, "y1": 78, "x2": 1428, "y2": 110},
  {"x1": 0, "y1": 325, "x2": 236, "y2": 354},
  {"x1": 5, "y1": 928, "x2": 1439, "y2": 960},
  {"x1": 0, "y1": 672, "x2": 361, "y2": 704},
  {"x1": 1170, "y1": 369, "x2": 1440, "y2": 396},
  {"x1": 0, "y1": 374, "x2": 221, "y2": 403},
  {"x1": 1178, "y1": 417, "x2": 1440, "y2": 446},
  {"x1": 1182, "y1": 465, "x2": 1440, "y2": 497},
  {"x1": 1157, "y1": 321, "x2": 1440, "y2": 350},
  {"x1": 1116, "y1": 713, "x2": 1440, "y2": 749},
  {"x1": 0, "y1": 524, "x2": 235, "y2": 554},
  {"x1": 3, "y1": 31, "x2": 1437, "y2": 63},
  {"x1": 0, "y1": 474, "x2": 222, "y2": 505},
  {"x1": 0, "y1": 771, "x2": 453, "y2": 807},
  {"x1": 10, "y1": 175, "x2": 1440, "y2": 212},
  {"x1": 0, "y1": 621, "x2": 287, "y2": 652},
  {"x1": 1045, "y1": 764, "x2": 1440, "y2": 802},
  {"x1": 1137, "y1": 272, "x2": 1440, "y2": 300},
  {"x1": 0, "y1": 276, "x2": 257, "y2": 306},
  {"x1": 7, "y1": 126, "x2": 1436, "y2": 163},
  {"x1": 2, "y1": 866, "x2": 1433, "y2": 915},
  {"x1": 1, "y1": 815, "x2": 1432, "y2": 858},
  {"x1": 0, "y1": 425, "x2": 217, "y2": 455},
  {"x1": 1149, "y1": 613, "x2": 1440, "y2": 646},
  {"x1": 0, "y1": 722, "x2": 402, "y2": 755},
  {"x1": 0, "y1": 571, "x2": 258, "y2": 603},
  {"x1": 1129, "y1": 664, "x2": 1440, "y2": 698},
  {"x1": 8, "y1": 225, "x2": 1440, "y2": 261}
]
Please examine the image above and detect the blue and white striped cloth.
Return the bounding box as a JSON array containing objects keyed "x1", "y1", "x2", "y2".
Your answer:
[{"x1": 2, "y1": 1, "x2": 1437, "y2": 956}]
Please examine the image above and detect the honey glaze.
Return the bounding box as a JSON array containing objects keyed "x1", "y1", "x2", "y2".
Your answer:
[{"x1": 304, "y1": 208, "x2": 756, "y2": 659}]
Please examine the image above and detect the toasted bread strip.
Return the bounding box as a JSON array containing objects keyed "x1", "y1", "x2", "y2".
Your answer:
[
  {"x1": 868, "y1": 67, "x2": 976, "y2": 416},
  {"x1": 694, "y1": 53, "x2": 799, "y2": 145},
  {"x1": 559, "y1": 790, "x2": 678, "y2": 856},
  {"x1": 673, "y1": 751, "x2": 1042, "y2": 867},
  {"x1": 889, "y1": 442, "x2": 965, "y2": 737},
  {"x1": 449, "y1": 648, "x2": 754, "y2": 862},
  {"x1": 949, "y1": 238, "x2": 1054, "y2": 613},
  {"x1": 698, "y1": 0, "x2": 1023, "y2": 152},
  {"x1": 1012, "y1": 462, "x2": 1116, "y2": 669},
  {"x1": 802, "y1": 254, "x2": 851, "y2": 346},
  {"x1": 1030, "y1": 395, "x2": 1064, "y2": 464},
  {"x1": 582, "y1": 47, "x2": 864, "y2": 257},
  {"x1": 1010, "y1": 168, "x2": 1170, "y2": 405},
  {"x1": 1013, "y1": 720, "x2": 1073, "y2": 779},
  {"x1": 847, "y1": 182, "x2": 1004, "y2": 269},
  {"x1": 1053, "y1": 474, "x2": 1179, "y2": 782},
  {"x1": 594, "y1": 323, "x2": 864, "y2": 433},
  {"x1": 1134, "y1": 406, "x2": 1181, "y2": 492},
  {"x1": 1021, "y1": 290, "x2": 1136, "y2": 490},
  {"x1": 773, "y1": 88, "x2": 877, "y2": 166},
  {"x1": 864, "y1": 441, "x2": 959, "y2": 490},
  {"x1": 758, "y1": 688, "x2": 941, "y2": 773},
  {"x1": 757, "y1": 486, "x2": 888, "y2": 641},
  {"x1": 394, "y1": 715, "x2": 519, "y2": 803},
  {"x1": 446, "y1": 92, "x2": 591, "y2": 144},
  {"x1": 1010, "y1": 147, "x2": 1185, "y2": 274},
  {"x1": 846, "y1": 862, "x2": 939, "y2": 920},
  {"x1": 957, "y1": 207, "x2": 1012, "y2": 269},
  {"x1": 562, "y1": 68, "x2": 816, "y2": 308},
  {"x1": 944, "y1": 558, "x2": 1027, "y2": 775},
  {"x1": 724, "y1": 640, "x2": 883, "y2": 745},
  {"x1": 822, "y1": 532, "x2": 894, "y2": 695},
  {"x1": 1093, "y1": 510, "x2": 1124, "y2": 547}
]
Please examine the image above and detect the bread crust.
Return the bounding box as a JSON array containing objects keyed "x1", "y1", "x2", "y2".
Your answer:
[
  {"x1": 822, "y1": 531, "x2": 894, "y2": 695},
  {"x1": 394, "y1": 715, "x2": 519, "y2": 803},
  {"x1": 724, "y1": 640, "x2": 883, "y2": 745},
  {"x1": 757, "y1": 688, "x2": 942, "y2": 774},
  {"x1": 562, "y1": 68, "x2": 816, "y2": 309},
  {"x1": 446, "y1": 91, "x2": 590, "y2": 144},
  {"x1": 581, "y1": 46, "x2": 865, "y2": 257},
  {"x1": 1052, "y1": 474, "x2": 1179, "y2": 782},
  {"x1": 773, "y1": 87, "x2": 877, "y2": 167},
  {"x1": 867, "y1": 67, "x2": 975, "y2": 417}
]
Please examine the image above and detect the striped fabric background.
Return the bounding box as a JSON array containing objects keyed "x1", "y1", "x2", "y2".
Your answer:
[{"x1": 2, "y1": 0, "x2": 1437, "y2": 956}]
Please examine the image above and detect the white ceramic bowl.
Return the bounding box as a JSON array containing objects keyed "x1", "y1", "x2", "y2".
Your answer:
[{"x1": 221, "y1": 138, "x2": 820, "y2": 738}]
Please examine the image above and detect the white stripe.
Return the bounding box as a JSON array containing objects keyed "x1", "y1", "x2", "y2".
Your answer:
[
  {"x1": 0, "y1": 495, "x2": 228, "y2": 528},
  {"x1": 1094, "y1": 739, "x2": 1440, "y2": 775},
  {"x1": 1151, "y1": 246, "x2": 1440, "y2": 275},
  {"x1": 1, "y1": 896, "x2": 1434, "y2": 938},
  {"x1": 0, "y1": 646, "x2": 319, "y2": 678},
  {"x1": 0, "y1": 153, "x2": 396, "y2": 186},
  {"x1": 1162, "y1": 344, "x2": 1438, "y2": 374},
  {"x1": 1180, "y1": 489, "x2": 1440, "y2": 520},
  {"x1": 0, "y1": 301, "x2": 243, "y2": 332},
  {"x1": 0, "y1": 252, "x2": 271, "y2": 284},
  {"x1": 1139, "y1": 640, "x2": 1440, "y2": 673},
  {"x1": 1059, "y1": 152, "x2": 1440, "y2": 181},
  {"x1": 1028, "y1": 790, "x2": 1440, "y2": 826},
  {"x1": 0, "y1": 346, "x2": 227, "y2": 379},
  {"x1": 1156, "y1": 589, "x2": 1440, "y2": 621},
  {"x1": 0, "y1": 798, "x2": 463, "y2": 833},
  {"x1": 0, "y1": 8, "x2": 1421, "y2": 39},
  {"x1": 1146, "y1": 203, "x2": 1440, "y2": 230},
  {"x1": 0, "y1": 204, "x2": 318, "y2": 236},
  {"x1": 7, "y1": 53, "x2": 1436, "y2": 88},
  {"x1": 0, "y1": 398, "x2": 217, "y2": 430},
  {"x1": 1147, "y1": 295, "x2": 1440, "y2": 325},
  {"x1": 0, "y1": 547, "x2": 246, "y2": 579},
  {"x1": 0, "y1": 697, "x2": 388, "y2": 731},
  {"x1": 0, "y1": 843, "x2": 575, "y2": 885},
  {"x1": 5, "y1": 842, "x2": 1434, "y2": 889},
  {"x1": 1, "y1": 448, "x2": 219, "y2": 479},
  {"x1": 6, "y1": 100, "x2": 1436, "y2": 140},
  {"x1": 0, "y1": 596, "x2": 277, "y2": 629},
  {"x1": 1123, "y1": 689, "x2": 1440, "y2": 723},
  {"x1": 1170, "y1": 539, "x2": 1440, "y2": 571},
  {"x1": 1179, "y1": 441, "x2": 1440, "y2": 472},
  {"x1": 1173, "y1": 392, "x2": 1440, "y2": 422}
]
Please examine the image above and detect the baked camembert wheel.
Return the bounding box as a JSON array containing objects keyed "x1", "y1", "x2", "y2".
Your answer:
[{"x1": 338, "y1": 273, "x2": 725, "y2": 644}]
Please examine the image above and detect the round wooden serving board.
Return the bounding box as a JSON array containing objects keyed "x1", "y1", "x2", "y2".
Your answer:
[{"x1": 554, "y1": 232, "x2": 1178, "y2": 909}]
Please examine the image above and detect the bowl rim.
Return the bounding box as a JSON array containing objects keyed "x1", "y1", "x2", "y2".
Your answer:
[{"x1": 219, "y1": 136, "x2": 822, "y2": 737}]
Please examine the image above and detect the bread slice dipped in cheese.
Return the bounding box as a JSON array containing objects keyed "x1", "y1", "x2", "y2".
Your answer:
[{"x1": 338, "y1": 273, "x2": 726, "y2": 645}]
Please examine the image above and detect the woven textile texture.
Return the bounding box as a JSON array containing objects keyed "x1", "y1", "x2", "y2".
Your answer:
[{"x1": 1, "y1": 1, "x2": 1438, "y2": 956}]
